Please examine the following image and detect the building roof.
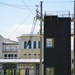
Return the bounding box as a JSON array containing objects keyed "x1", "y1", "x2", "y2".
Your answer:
[
  {"x1": 0, "y1": 35, "x2": 18, "y2": 45},
  {"x1": 0, "y1": 59, "x2": 43, "y2": 64}
]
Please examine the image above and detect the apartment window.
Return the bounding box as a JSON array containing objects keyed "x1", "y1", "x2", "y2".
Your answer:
[
  {"x1": 29, "y1": 41, "x2": 31, "y2": 49},
  {"x1": 72, "y1": 59, "x2": 74, "y2": 63},
  {"x1": 35, "y1": 65, "x2": 39, "y2": 75},
  {"x1": 14, "y1": 54, "x2": 17, "y2": 57},
  {"x1": 35, "y1": 69, "x2": 39, "y2": 75},
  {"x1": 11, "y1": 54, "x2": 13, "y2": 57},
  {"x1": 25, "y1": 68, "x2": 29, "y2": 75},
  {"x1": 29, "y1": 54, "x2": 31, "y2": 56},
  {"x1": 46, "y1": 38, "x2": 54, "y2": 48},
  {"x1": 24, "y1": 54, "x2": 27, "y2": 56},
  {"x1": 34, "y1": 54, "x2": 36, "y2": 56},
  {"x1": 24, "y1": 41, "x2": 27, "y2": 49},
  {"x1": 34, "y1": 41, "x2": 36, "y2": 49},
  {"x1": 4, "y1": 54, "x2": 7, "y2": 57},
  {"x1": 46, "y1": 67, "x2": 54, "y2": 75},
  {"x1": 38, "y1": 41, "x2": 40, "y2": 48},
  {"x1": 8, "y1": 54, "x2": 11, "y2": 57}
]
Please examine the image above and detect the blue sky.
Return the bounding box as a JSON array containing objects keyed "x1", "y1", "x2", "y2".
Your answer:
[{"x1": 0, "y1": 0, "x2": 74, "y2": 41}]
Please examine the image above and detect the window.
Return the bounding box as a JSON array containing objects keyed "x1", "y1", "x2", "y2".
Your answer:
[
  {"x1": 25, "y1": 68, "x2": 29, "y2": 75},
  {"x1": 29, "y1": 41, "x2": 31, "y2": 49},
  {"x1": 4, "y1": 54, "x2": 7, "y2": 57},
  {"x1": 24, "y1": 41, "x2": 27, "y2": 49},
  {"x1": 46, "y1": 67, "x2": 54, "y2": 75},
  {"x1": 11, "y1": 54, "x2": 13, "y2": 57},
  {"x1": 29, "y1": 54, "x2": 31, "y2": 56},
  {"x1": 14, "y1": 54, "x2": 17, "y2": 57},
  {"x1": 38, "y1": 41, "x2": 40, "y2": 48},
  {"x1": 8, "y1": 54, "x2": 11, "y2": 57},
  {"x1": 46, "y1": 38, "x2": 54, "y2": 48},
  {"x1": 35, "y1": 65, "x2": 39, "y2": 75},
  {"x1": 34, "y1": 41, "x2": 36, "y2": 49},
  {"x1": 35, "y1": 69, "x2": 39, "y2": 75},
  {"x1": 72, "y1": 59, "x2": 74, "y2": 63},
  {"x1": 24, "y1": 54, "x2": 26, "y2": 56},
  {"x1": 8, "y1": 54, "x2": 14, "y2": 59},
  {"x1": 34, "y1": 54, "x2": 36, "y2": 56}
]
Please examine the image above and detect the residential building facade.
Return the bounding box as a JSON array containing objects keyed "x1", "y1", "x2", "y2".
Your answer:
[
  {"x1": 0, "y1": 34, "x2": 74, "y2": 75},
  {"x1": 17, "y1": 34, "x2": 44, "y2": 75},
  {"x1": 0, "y1": 35, "x2": 19, "y2": 75}
]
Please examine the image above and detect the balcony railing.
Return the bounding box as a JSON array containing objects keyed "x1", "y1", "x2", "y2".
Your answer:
[{"x1": 2, "y1": 49, "x2": 18, "y2": 52}]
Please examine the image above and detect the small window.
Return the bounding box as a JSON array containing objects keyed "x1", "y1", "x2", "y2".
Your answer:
[
  {"x1": 46, "y1": 38, "x2": 54, "y2": 48},
  {"x1": 46, "y1": 67, "x2": 54, "y2": 75},
  {"x1": 34, "y1": 41, "x2": 36, "y2": 49},
  {"x1": 8, "y1": 54, "x2": 11, "y2": 57},
  {"x1": 34, "y1": 54, "x2": 36, "y2": 56},
  {"x1": 38, "y1": 41, "x2": 40, "y2": 48},
  {"x1": 14, "y1": 54, "x2": 17, "y2": 57},
  {"x1": 25, "y1": 68, "x2": 29, "y2": 75},
  {"x1": 4, "y1": 54, "x2": 7, "y2": 57},
  {"x1": 24, "y1": 41, "x2": 27, "y2": 49},
  {"x1": 10, "y1": 54, "x2": 13, "y2": 57},
  {"x1": 29, "y1": 54, "x2": 31, "y2": 56},
  {"x1": 72, "y1": 59, "x2": 74, "y2": 63},
  {"x1": 29, "y1": 41, "x2": 31, "y2": 49},
  {"x1": 24, "y1": 54, "x2": 26, "y2": 56}
]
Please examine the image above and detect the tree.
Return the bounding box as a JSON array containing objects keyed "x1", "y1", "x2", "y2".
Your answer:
[
  {"x1": 6, "y1": 70, "x2": 12, "y2": 75},
  {"x1": 71, "y1": 68, "x2": 74, "y2": 74}
]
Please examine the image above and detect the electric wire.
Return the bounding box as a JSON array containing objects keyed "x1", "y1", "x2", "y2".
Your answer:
[
  {"x1": 23, "y1": 17, "x2": 38, "y2": 70},
  {"x1": 43, "y1": 1, "x2": 74, "y2": 3},
  {"x1": 25, "y1": 17, "x2": 37, "y2": 48},
  {"x1": 7, "y1": 12, "x2": 31, "y2": 39},
  {"x1": 22, "y1": 0, "x2": 35, "y2": 15},
  {"x1": 0, "y1": 1, "x2": 35, "y2": 10},
  {"x1": 6, "y1": 12, "x2": 33, "y2": 62}
]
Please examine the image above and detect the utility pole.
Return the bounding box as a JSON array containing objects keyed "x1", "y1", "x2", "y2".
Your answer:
[
  {"x1": 74, "y1": 0, "x2": 75, "y2": 75},
  {"x1": 40, "y1": 1, "x2": 43, "y2": 75},
  {"x1": 36, "y1": 1, "x2": 43, "y2": 75}
]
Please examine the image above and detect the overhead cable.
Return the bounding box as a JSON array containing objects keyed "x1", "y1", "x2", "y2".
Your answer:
[
  {"x1": 24, "y1": 17, "x2": 37, "y2": 48},
  {"x1": 43, "y1": 1, "x2": 73, "y2": 3},
  {"x1": 7, "y1": 12, "x2": 31, "y2": 39},
  {"x1": 0, "y1": 1, "x2": 35, "y2": 10},
  {"x1": 22, "y1": 0, "x2": 35, "y2": 15}
]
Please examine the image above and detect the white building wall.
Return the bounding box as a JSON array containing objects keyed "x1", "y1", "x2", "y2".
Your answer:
[
  {"x1": 18, "y1": 34, "x2": 43, "y2": 59},
  {"x1": 0, "y1": 40, "x2": 3, "y2": 58}
]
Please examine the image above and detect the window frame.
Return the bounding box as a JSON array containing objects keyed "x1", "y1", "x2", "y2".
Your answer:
[{"x1": 46, "y1": 38, "x2": 54, "y2": 48}]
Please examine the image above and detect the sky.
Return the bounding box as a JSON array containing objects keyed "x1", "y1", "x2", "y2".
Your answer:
[{"x1": 0, "y1": 0, "x2": 74, "y2": 41}]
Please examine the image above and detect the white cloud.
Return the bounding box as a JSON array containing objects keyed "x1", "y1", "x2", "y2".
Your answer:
[{"x1": 3, "y1": 24, "x2": 40, "y2": 41}]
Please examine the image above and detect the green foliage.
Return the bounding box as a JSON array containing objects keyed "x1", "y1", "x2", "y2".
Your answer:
[
  {"x1": 71, "y1": 68, "x2": 74, "y2": 74},
  {"x1": 0, "y1": 71, "x2": 1, "y2": 75},
  {"x1": 6, "y1": 70, "x2": 12, "y2": 75}
]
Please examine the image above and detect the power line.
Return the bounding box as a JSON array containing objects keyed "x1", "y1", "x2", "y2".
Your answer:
[
  {"x1": 0, "y1": 1, "x2": 35, "y2": 10},
  {"x1": 7, "y1": 12, "x2": 31, "y2": 39},
  {"x1": 29, "y1": 17, "x2": 37, "y2": 39},
  {"x1": 22, "y1": 0, "x2": 35, "y2": 15},
  {"x1": 43, "y1": 1, "x2": 74, "y2": 3},
  {"x1": 24, "y1": 17, "x2": 37, "y2": 48}
]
